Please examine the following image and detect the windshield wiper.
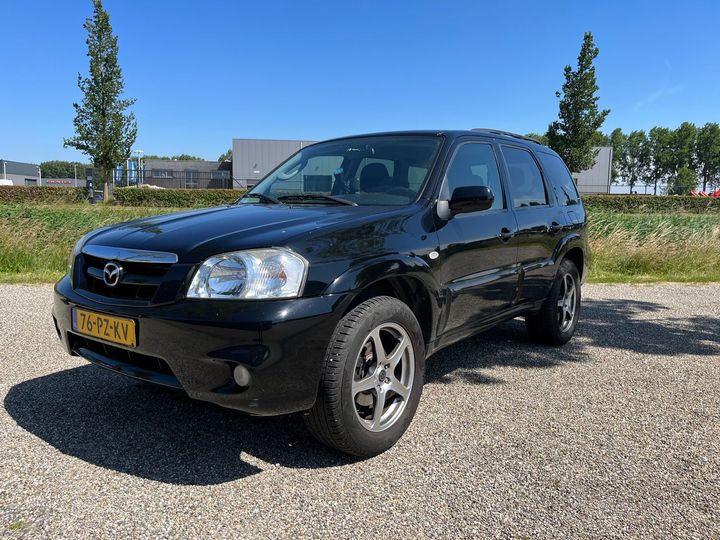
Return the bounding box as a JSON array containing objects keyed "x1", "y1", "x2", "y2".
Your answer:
[
  {"x1": 238, "y1": 192, "x2": 283, "y2": 205},
  {"x1": 278, "y1": 194, "x2": 357, "y2": 206}
]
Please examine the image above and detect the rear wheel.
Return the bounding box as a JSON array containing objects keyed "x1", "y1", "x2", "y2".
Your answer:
[
  {"x1": 525, "y1": 258, "x2": 581, "y2": 345},
  {"x1": 304, "y1": 296, "x2": 425, "y2": 457}
]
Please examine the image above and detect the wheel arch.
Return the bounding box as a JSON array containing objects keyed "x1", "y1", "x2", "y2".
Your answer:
[
  {"x1": 324, "y1": 256, "x2": 441, "y2": 347},
  {"x1": 553, "y1": 234, "x2": 587, "y2": 282}
]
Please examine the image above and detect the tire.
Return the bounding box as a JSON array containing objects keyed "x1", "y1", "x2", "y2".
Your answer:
[
  {"x1": 525, "y1": 258, "x2": 581, "y2": 346},
  {"x1": 304, "y1": 296, "x2": 426, "y2": 457}
]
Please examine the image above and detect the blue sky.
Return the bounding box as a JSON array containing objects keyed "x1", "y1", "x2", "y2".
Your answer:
[{"x1": 2, "y1": 0, "x2": 719, "y2": 163}]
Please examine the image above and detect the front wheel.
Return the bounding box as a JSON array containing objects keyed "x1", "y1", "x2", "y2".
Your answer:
[
  {"x1": 525, "y1": 258, "x2": 581, "y2": 345},
  {"x1": 304, "y1": 296, "x2": 425, "y2": 457}
]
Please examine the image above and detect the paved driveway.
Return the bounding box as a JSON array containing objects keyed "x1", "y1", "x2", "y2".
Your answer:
[{"x1": 1, "y1": 284, "x2": 718, "y2": 539}]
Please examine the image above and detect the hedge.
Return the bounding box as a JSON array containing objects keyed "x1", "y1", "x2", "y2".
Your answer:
[
  {"x1": 583, "y1": 195, "x2": 720, "y2": 213},
  {"x1": 0, "y1": 186, "x2": 88, "y2": 204},
  {"x1": 113, "y1": 187, "x2": 245, "y2": 207},
  {"x1": 3, "y1": 186, "x2": 720, "y2": 213}
]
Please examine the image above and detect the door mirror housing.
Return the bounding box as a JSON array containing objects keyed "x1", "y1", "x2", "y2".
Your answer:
[{"x1": 448, "y1": 185, "x2": 494, "y2": 215}]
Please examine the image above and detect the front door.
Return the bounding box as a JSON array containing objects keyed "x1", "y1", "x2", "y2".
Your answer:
[{"x1": 434, "y1": 141, "x2": 520, "y2": 335}]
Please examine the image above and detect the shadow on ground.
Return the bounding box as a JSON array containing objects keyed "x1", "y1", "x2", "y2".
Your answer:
[
  {"x1": 426, "y1": 296, "x2": 719, "y2": 385},
  {"x1": 4, "y1": 296, "x2": 718, "y2": 485}
]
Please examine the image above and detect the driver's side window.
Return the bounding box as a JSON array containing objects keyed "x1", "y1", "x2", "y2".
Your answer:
[{"x1": 444, "y1": 143, "x2": 504, "y2": 211}]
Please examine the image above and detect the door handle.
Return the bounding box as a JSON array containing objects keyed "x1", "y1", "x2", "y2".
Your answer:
[
  {"x1": 500, "y1": 227, "x2": 514, "y2": 241},
  {"x1": 548, "y1": 221, "x2": 563, "y2": 233}
]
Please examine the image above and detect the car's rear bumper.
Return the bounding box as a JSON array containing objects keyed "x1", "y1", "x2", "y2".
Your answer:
[{"x1": 52, "y1": 276, "x2": 350, "y2": 415}]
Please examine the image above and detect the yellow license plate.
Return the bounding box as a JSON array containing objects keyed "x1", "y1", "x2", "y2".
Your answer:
[{"x1": 72, "y1": 308, "x2": 137, "y2": 348}]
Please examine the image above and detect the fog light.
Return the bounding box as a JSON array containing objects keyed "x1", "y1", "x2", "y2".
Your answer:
[{"x1": 233, "y1": 364, "x2": 251, "y2": 387}]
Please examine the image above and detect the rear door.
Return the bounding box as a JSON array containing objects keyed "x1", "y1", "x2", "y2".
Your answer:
[
  {"x1": 434, "y1": 140, "x2": 520, "y2": 334},
  {"x1": 499, "y1": 145, "x2": 566, "y2": 303}
]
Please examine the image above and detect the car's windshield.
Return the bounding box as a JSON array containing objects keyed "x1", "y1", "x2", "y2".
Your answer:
[{"x1": 242, "y1": 136, "x2": 442, "y2": 206}]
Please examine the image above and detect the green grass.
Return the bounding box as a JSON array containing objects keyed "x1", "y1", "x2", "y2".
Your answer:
[
  {"x1": 586, "y1": 209, "x2": 720, "y2": 283},
  {"x1": 0, "y1": 204, "x2": 177, "y2": 283},
  {"x1": 1, "y1": 203, "x2": 719, "y2": 284}
]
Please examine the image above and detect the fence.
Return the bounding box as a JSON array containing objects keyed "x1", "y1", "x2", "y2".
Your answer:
[{"x1": 112, "y1": 170, "x2": 237, "y2": 190}]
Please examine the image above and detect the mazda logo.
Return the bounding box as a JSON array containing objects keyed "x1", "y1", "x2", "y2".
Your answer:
[{"x1": 103, "y1": 262, "x2": 123, "y2": 287}]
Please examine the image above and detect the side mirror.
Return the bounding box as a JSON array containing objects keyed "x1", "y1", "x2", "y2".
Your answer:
[{"x1": 448, "y1": 185, "x2": 494, "y2": 215}]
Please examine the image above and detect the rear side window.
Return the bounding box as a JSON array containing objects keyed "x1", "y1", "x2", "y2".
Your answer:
[
  {"x1": 443, "y1": 143, "x2": 504, "y2": 211},
  {"x1": 537, "y1": 152, "x2": 580, "y2": 206},
  {"x1": 502, "y1": 146, "x2": 547, "y2": 208}
]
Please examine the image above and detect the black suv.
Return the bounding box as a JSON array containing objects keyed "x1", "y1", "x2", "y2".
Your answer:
[{"x1": 53, "y1": 130, "x2": 588, "y2": 456}]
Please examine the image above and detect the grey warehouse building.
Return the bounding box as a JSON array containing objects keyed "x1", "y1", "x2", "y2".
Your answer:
[
  {"x1": 232, "y1": 138, "x2": 315, "y2": 188},
  {"x1": 1, "y1": 160, "x2": 41, "y2": 186},
  {"x1": 230, "y1": 138, "x2": 612, "y2": 194},
  {"x1": 572, "y1": 147, "x2": 612, "y2": 194}
]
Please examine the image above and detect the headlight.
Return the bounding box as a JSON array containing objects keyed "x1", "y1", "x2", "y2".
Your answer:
[{"x1": 186, "y1": 248, "x2": 308, "y2": 300}]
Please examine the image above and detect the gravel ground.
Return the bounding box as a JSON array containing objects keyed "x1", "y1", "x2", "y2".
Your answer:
[{"x1": 0, "y1": 283, "x2": 718, "y2": 539}]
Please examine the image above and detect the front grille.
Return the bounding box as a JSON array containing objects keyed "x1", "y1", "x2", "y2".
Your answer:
[
  {"x1": 69, "y1": 333, "x2": 176, "y2": 378},
  {"x1": 80, "y1": 253, "x2": 172, "y2": 302}
]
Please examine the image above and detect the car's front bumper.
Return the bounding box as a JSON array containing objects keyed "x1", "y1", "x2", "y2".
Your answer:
[{"x1": 52, "y1": 276, "x2": 351, "y2": 415}]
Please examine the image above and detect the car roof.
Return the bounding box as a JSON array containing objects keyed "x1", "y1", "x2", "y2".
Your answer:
[{"x1": 318, "y1": 129, "x2": 557, "y2": 155}]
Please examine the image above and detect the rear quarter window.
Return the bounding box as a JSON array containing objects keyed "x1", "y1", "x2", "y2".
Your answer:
[{"x1": 537, "y1": 152, "x2": 581, "y2": 206}]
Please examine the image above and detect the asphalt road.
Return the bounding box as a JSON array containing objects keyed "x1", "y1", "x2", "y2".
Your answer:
[{"x1": 1, "y1": 284, "x2": 718, "y2": 539}]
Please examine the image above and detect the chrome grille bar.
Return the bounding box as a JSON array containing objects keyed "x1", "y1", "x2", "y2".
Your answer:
[{"x1": 82, "y1": 245, "x2": 178, "y2": 264}]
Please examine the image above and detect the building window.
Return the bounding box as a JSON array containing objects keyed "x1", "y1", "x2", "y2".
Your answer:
[
  {"x1": 211, "y1": 170, "x2": 230, "y2": 180},
  {"x1": 25, "y1": 178, "x2": 37, "y2": 186},
  {"x1": 184, "y1": 170, "x2": 198, "y2": 189},
  {"x1": 152, "y1": 169, "x2": 173, "y2": 178}
]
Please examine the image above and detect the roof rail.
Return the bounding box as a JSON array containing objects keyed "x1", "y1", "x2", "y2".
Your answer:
[{"x1": 471, "y1": 128, "x2": 542, "y2": 144}]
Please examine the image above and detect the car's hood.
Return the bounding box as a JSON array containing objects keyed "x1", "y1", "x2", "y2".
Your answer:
[{"x1": 84, "y1": 204, "x2": 396, "y2": 262}]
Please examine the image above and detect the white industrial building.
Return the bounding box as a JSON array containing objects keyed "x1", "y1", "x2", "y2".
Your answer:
[
  {"x1": 0, "y1": 160, "x2": 41, "y2": 186},
  {"x1": 572, "y1": 147, "x2": 612, "y2": 194},
  {"x1": 232, "y1": 138, "x2": 315, "y2": 188},
  {"x1": 231, "y1": 138, "x2": 613, "y2": 194}
]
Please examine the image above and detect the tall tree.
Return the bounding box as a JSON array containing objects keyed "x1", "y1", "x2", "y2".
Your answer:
[
  {"x1": 648, "y1": 127, "x2": 674, "y2": 195},
  {"x1": 218, "y1": 149, "x2": 233, "y2": 162},
  {"x1": 64, "y1": 0, "x2": 137, "y2": 190},
  {"x1": 610, "y1": 128, "x2": 625, "y2": 182},
  {"x1": 696, "y1": 122, "x2": 720, "y2": 191},
  {"x1": 671, "y1": 122, "x2": 698, "y2": 173},
  {"x1": 669, "y1": 167, "x2": 697, "y2": 195},
  {"x1": 547, "y1": 32, "x2": 610, "y2": 173},
  {"x1": 618, "y1": 131, "x2": 651, "y2": 193}
]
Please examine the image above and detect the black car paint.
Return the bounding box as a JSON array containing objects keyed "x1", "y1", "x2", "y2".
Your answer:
[{"x1": 53, "y1": 130, "x2": 588, "y2": 415}]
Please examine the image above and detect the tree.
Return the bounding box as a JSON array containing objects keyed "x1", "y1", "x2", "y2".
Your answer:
[
  {"x1": 218, "y1": 149, "x2": 232, "y2": 162},
  {"x1": 618, "y1": 131, "x2": 651, "y2": 192},
  {"x1": 590, "y1": 131, "x2": 610, "y2": 147},
  {"x1": 64, "y1": 0, "x2": 137, "y2": 190},
  {"x1": 40, "y1": 160, "x2": 89, "y2": 179},
  {"x1": 668, "y1": 167, "x2": 697, "y2": 195},
  {"x1": 671, "y1": 122, "x2": 697, "y2": 173},
  {"x1": 648, "y1": 127, "x2": 674, "y2": 195},
  {"x1": 546, "y1": 32, "x2": 610, "y2": 173},
  {"x1": 610, "y1": 128, "x2": 625, "y2": 182},
  {"x1": 695, "y1": 122, "x2": 720, "y2": 191},
  {"x1": 143, "y1": 154, "x2": 203, "y2": 161}
]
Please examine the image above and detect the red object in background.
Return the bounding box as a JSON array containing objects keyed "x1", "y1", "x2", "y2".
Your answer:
[{"x1": 711, "y1": 189, "x2": 720, "y2": 197}]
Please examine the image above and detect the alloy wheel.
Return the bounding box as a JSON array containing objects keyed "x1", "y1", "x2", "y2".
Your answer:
[
  {"x1": 351, "y1": 322, "x2": 415, "y2": 432},
  {"x1": 557, "y1": 272, "x2": 577, "y2": 333}
]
